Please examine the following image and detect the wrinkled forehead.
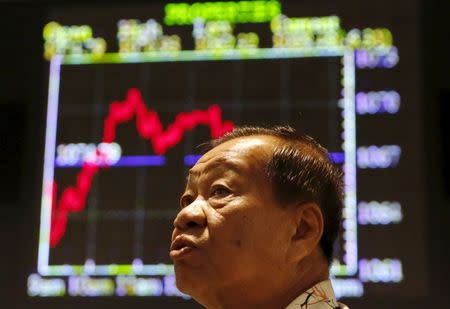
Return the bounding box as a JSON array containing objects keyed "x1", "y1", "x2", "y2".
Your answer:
[{"x1": 189, "y1": 135, "x2": 280, "y2": 177}]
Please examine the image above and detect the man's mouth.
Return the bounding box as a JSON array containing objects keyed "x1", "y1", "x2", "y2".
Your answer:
[{"x1": 170, "y1": 236, "x2": 198, "y2": 259}]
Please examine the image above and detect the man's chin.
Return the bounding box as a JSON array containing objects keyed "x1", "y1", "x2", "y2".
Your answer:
[
  {"x1": 174, "y1": 265, "x2": 207, "y2": 297},
  {"x1": 174, "y1": 277, "x2": 197, "y2": 299}
]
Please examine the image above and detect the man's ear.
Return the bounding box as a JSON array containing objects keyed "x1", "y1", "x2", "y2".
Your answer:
[{"x1": 286, "y1": 202, "x2": 324, "y2": 263}]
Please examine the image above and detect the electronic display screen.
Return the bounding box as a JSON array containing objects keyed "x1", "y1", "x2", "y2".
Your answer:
[{"x1": 28, "y1": 0, "x2": 426, "y2": 304}]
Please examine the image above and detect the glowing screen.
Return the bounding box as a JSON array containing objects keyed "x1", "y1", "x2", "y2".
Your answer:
[{"x1": 29, "y1": 0, "x2": 426, "y2": 303}]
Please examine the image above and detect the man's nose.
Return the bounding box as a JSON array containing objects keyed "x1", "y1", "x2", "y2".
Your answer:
[{"x1": 173, "y1": 198, "x2": 207, "y2": 230}]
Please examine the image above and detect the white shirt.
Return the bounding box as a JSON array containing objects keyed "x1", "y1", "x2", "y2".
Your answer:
[{"x1": 285, "y1": 280, "x2": 349, "y2": 309}]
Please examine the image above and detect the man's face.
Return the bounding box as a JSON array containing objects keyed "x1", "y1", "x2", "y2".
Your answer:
[{"x1": 170, "y1": 135, "x2": 296, "y2": 297}]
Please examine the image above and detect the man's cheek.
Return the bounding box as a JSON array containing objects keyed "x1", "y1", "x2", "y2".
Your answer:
[{"x1": 228, "y1": 213, "x2": 255, "y2": 252}]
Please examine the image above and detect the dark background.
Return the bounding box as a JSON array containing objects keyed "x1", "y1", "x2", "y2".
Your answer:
[{"x1": 1, "y1": 0, "x2": 449, "y2": 308}]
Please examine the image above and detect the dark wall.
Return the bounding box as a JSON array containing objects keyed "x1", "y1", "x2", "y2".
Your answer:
[
  {"x1": 1, "y1": 1, "x2": 449, "y2": 308},
  {"x1": 422, "y1": 0, "x2": 450, "y2": 303},
  {"x1": 0, "y1": 4, "x2": 46, "y2": 307}
]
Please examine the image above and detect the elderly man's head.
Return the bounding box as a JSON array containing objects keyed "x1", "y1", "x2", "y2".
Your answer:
[{"x1": 170, "y1": 126, "x2": 343, "y2": 308}]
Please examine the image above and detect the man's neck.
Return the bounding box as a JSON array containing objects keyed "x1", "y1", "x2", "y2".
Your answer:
[{"x1": 197, "y1": 253, "x2": 330, "y2": 309}]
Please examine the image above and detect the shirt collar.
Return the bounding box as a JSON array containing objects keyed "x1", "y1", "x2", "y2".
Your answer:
[{"x1": 284, "y1": 279, "x2": 342, "y2": 309}]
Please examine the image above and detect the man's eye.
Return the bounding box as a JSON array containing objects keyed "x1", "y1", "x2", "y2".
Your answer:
[
  {"x1": 180, "y1": 195, "x2": 194, "y2": 208},
  {"x1": 211, "y1": 186, "x2": 230, "y2": 198}
]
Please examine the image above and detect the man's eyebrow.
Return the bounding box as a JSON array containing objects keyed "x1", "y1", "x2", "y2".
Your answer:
[{"x1": 188, "y1": 158, "x2": 243, "y2": 177}]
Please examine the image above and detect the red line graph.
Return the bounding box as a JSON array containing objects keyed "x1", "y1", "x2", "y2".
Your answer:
[{"x1": 50, "y1": 88, "x2": 234, "y2": 247}]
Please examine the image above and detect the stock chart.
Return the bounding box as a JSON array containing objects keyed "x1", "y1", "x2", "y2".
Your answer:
[{"x1": 28, "y1": 0, "x2": 426, "y2": 303}]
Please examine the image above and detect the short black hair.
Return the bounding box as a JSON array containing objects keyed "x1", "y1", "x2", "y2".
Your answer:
[{"x1": 205, "y1": 125, "x2": 344, "y2": 264}]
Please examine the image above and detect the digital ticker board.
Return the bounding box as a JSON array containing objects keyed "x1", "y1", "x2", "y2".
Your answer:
[{"x1": 28, "y1": 0, "x2": 426, "y2": 302}]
